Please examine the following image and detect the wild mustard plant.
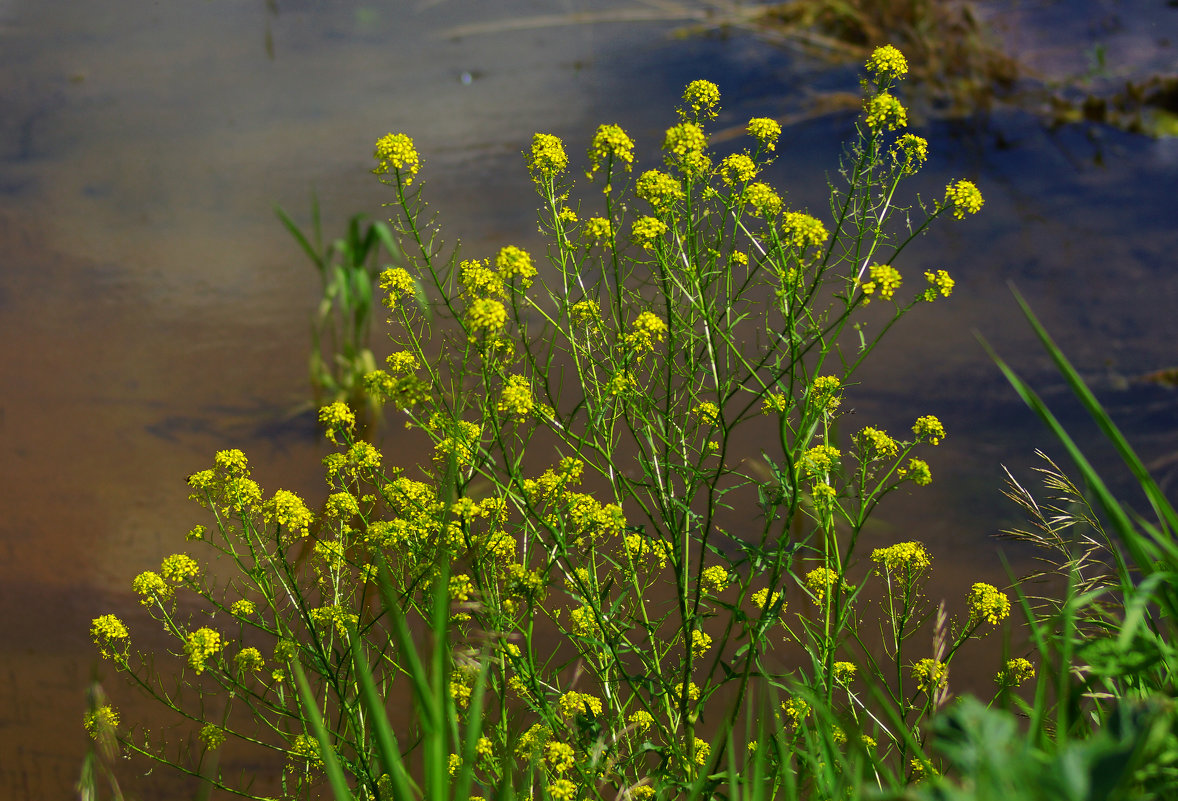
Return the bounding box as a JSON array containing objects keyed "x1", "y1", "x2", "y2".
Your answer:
[{"x1": 90, "y1": 47, "x2": 1005, "y2": 800}]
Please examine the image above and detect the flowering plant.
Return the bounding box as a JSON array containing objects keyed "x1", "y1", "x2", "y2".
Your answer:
[{"x1": 88, "y1": 48, "x2": 1016, "y2": 801}]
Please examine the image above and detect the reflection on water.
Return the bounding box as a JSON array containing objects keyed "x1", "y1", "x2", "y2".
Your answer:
[{"x1": 2, "y1": 0, "x2": 1177, "y2": 796}]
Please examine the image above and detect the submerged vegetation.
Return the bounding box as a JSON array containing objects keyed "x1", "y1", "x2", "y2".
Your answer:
[{"x1": 81, "y1": 45, "x2": 1178, "y2": 801}]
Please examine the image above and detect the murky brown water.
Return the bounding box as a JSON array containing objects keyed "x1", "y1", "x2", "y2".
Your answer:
[{"x1": 2, "y1": 0, "x2": 1177, "y2": 797}]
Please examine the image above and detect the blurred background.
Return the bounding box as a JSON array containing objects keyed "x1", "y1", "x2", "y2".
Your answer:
[{"x1": 1, "y1": 0, "x2": 1176, "y2": 797}]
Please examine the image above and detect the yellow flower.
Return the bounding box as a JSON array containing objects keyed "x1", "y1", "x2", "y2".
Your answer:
[
  {"x1": 833, "y1": 661, "x2": 857, "y2": 684},
  {"x1": 866, "y1": 45, "x2": 909, "y2": 81},
  {"x1": 467, "y1": 298, "x2": 507, "y2": 333},
  {"x1": 200, "y1": 723, "x2": 226, "y2": 750},
  {"x1": 379, "y1": 267, "x2": 418, "y2": 307},
  {"x1": 588, "y1": 123, "x2": 635, "y2": 175},
  {"x1": 318, "y1": 401, "x2": 355, "y2": 444},
  {"x1": 628, "y1": 709, "x2": 655, "y2": 731},
  {"x1": 967, "y1": 582, "x2": 1011, "y2": 625},
  {"x1": 460, "y1": 258, "x2": 504, "y2": 298},
  {"x1": 627, "y1": 310, "x2": 667, "y2": 352},
  {"x1": 800, "y1": 444, "x2": 840, "y2": 477},
  {"x1": 550, "y1": 778, "x2": 578, "y2": 801},
  {"x1": 781, "y1": 697, "x2": 809, "y2": 727},
  {"x1": 372, "y1": 132, "x2": 421, "y2": 184},
  {"x1": 558, "y1": 690, "x2": 603, "y2": 719},
  {"x1": 693, "y1": 737, "x2": 711, "y2": 766},
  {"x1": 780, "y1": 211, "x2": 828, "y2": 250},
  {"x1": 496, "y1": 245, "x2": 537, "y2": 289},
  {"x1": 91, "y1": 614, "x2": 129, "y2": 658},
  {"x1": 920, "y1": 269, "x2": 955, "y2": 301},
  {"x1": 527, "y1": 133, "x2": 568, "y2": 184},
  {"x1": 680, "y1": 79, "x2": 721, "y2": 120},
  {"x1": 912, "y1": 658, "x2": 948, "y2": 694},
  {"x1": 131, "y1": 571, "x2": 172, "y2": 606},
  {"x1": 230, "y1": 599, "x2": 256, "y2": 617},
  {"x1": 631, "y1": 216, "x2": 668, "y2": 249},
  {"x1": 663, "y1": 122, "x2": 710, "y2": 177},
  {"x1": 996, "y1": 657, "x2": 1035, "y2": 688},
  {"x1": 805, "y1": 567, "x2": 840, "y2": 602},
  {"x1": 864, "y1": 92, "x2": 907, "y2": 131},
  {"x1": 747, "y1": 117, "x2": 782, "y2": 151},
  {"x1": 290, "y1": 734, "x2": 324, "y2": 768},
  {"x1": 694, "y1": 402, "x2": 720, "y2": 426},
  {"x1": 700, "y1": 565, "x2": 729, "y2": 593},
  {"x1": 744, "y1": 182, "x2": 782, "y2": 218},
  {"x1": 636, "y1": 169, "x2": 684, "y2": 213},
  {"x1": 546, "y1": 741, "x2": 576, "y2": 773},
  {"x1": 860, "y1": 264, "x2": 902, "y2": 302},
  {"x1": 899, "y1": 457, "x2": 933, "y2": 486},
  {"x1": 871, "y1": 541, "x2": 931, "y2": 573},
  {"x1": 84, "y1": 705, "x2": 120, "y2": 739},
  {"x1": 691, "y1": 630, "x2": 713, "y2": 659},
  {"x1": 265, "y1": 489, "x2": 314, "y2": 538},
  {"x1": 912, "y1": 415, "x2": 945, "y2": 445},
  {"x1": 751, "y1": 588, "x2": 783, "y2": 613},
  {"x1": 499, "y1": 375, "x2": 535, "y2": 419},
  {"x1": 582, "y1": 216, "x2": 613, "y2": 246},
  {"x1": 855, "y1": 426, "x2": 898, "y2": 459},
  {"x1": 896, "y1": 133, "x2": 929, "y2": 173},
  {"x1": 719, "y1": 153, "x2": 757, "y2": 185},
  {"x1": 235, "y1": 647, "x2": 264, "y2": 673},
  {"x1": 945, "y1": 179, "x2": 984, "y2": 219},
  {"x1": 761, "y1": 392, "x2": 789, "y2": 414},
  {"x1": 184, "y1": 627, "x2": 224, "y2": 674}
]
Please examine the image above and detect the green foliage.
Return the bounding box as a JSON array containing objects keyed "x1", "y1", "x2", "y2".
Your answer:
[{"x1": 277, "y1": 194, "x2": 404, "y2": 419}]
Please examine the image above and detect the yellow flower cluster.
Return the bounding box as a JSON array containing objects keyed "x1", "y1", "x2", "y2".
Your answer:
[
  {"x1": 624, "y1": 532, "x2": 671, "y2": 572},
  {"x1": 627, "y1": 310, "x2": 667, "y2": 353},
  {"x1": 680, "y1": 79, "x2": 721, "y2": 120},
  {"x1": 899, "y1": 457, "x2": 933, "y2": 486},
  {"x1": 160, "y1": 553, "x2": 199, "y2": 583},
  {"x1": 945, "y1": 180, "x2": 984, "y2": 219},
  {"x1": 550, "y1": 778, "x2": 578, "y2": 801},
  {"x1": 588, "y1": 123, "x2": 635, "y2": 176},
  {"x1": 91, "y1": 614, "x2": 129, "y2": 658},
  {"x1": 780, "y1": 211, "x2": 829, "y2": 250},
  {"x1": 700, "y1": 565, "x2": 729, "y2": 593},
  {"x1": 805, "y1": 566, "x2": 840, "y2": 602},
  {"x1": 132, "y1": 570, "x2": 171, "y2": 606},
  {"x1": 629, "y1": 709, "x2": 655, "y2": 731},
  {"x1": 912, "y1": 415, "x2": 945, "y2": 445},
  {"x1": 747, "y1": 117, "x2": 782, "y2": 151},
  {"x1": 636, "y1": 169, "x2": 684, "y2": 212},
  {"x1": 761, "y1": 392, "x2": 789, "y2": 414},
  {"x1": 319, "y1": 401, "x2": 356, "y2": 444},
  {"x1": 460, "y1": 258, "x2": 503, "y2": 298},
  {"x1": 921, "y1": 269, "x2": 955, "y2": 301},
  {"x1": 235, "y1": 646, "x2": 264, "y2": 672},
  {"x1": 810, "y1": 375, "x2": 842, "y2": 412},
  {"x1": 379, "y1": 267, "x2": 417, "y2": 310},
  {"x1": 911, "y1": 658, "x2": 948, "y2": 694},
  {"x1": 801, "y1": 444, "x2": 840, "y2": 477},
  {"x1": 871, "y1": 541, "x2": 931, "y2": 573},
  {"x1": 691, "y1": 630, "x2": 713, "y2": 658},
  {"x1": 860, "y1": 263, "x2": 902, "y2": 302},
  {"x1": 466, "y1": 297, "x2": 507, "y2": 333},
  {"x1": 199, "y1": 723, "x2": 226, "y2": 750},
  {"x1": 694, "y1": 401, "x2": 720, "y2": 426},
  {"x1": 546, "y1": 741, "x2": 576, "y2": 773},
  {"x1": 744, "y1": 182, "x2": 782, "y2": 218},
  {"x1": 496, "y1": 245, "x2": 537, "y2": 289},
  {"x1": 498, "y1": 374, "x2": 535, "y2": 419},
  {"x1": 864, "y1": 92, "x2": 907, "y2": 132},
  {"x1": 663, "y1": 122, "x2": 710, "y2": 178},
  {"x1": 833, "y1": 661, "x2": 857, "y2": 684},
  {"x1": 527, "y1": 133, "x2": 568, "y2": 184},
  {"x1": 781, "y1": 697, "x2": 809, "y2": 727},
  {"x1": 184, "y1": 627, "x2": 224, "y2": 674},
  {"x1": 751, "y1": 588, "x2": 783, "y2": 612},
  {"x1": 84, "y1": 705, "x2": 120, "y2": 739},
  {"x1": 372, "y1": 132, "x2": 421, "y2": 185},
  {"x1": 719, "y1": 153, "x2": 757, "y2": 186},
  {"x1": 866, "y1": 45, "x2": 909, "y2": 81},
  {"x1": 558, "y1": 690, "x2": 603, "y2": 719},
  {"x1": 856, "y1": 426, "x2": 899, "y2": 458},
  {"x1": 896, "y1": 133, "x2": 929, "y2": 173},
  {"x1": 967, "y1": 582, "x2": 1011, "y2": 625},
  {"x1": 996, "y1": 657, "x2": 1035, "y2": 688},
  {"x1": 265, "y1": 489, "x2": 314, "y2": 539},
  {"x1": 432, "y1": 419, "x2": 482, "y2": 468},
  {"x1": 631, "y1": 216, "x2": 668, "y2": 249},
  {"x1": 581, "y1": 217, "x2": 612, "y2": 245},
  {"x1": 290, "y1": 733, "x2": 324, "y2": 767}
]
